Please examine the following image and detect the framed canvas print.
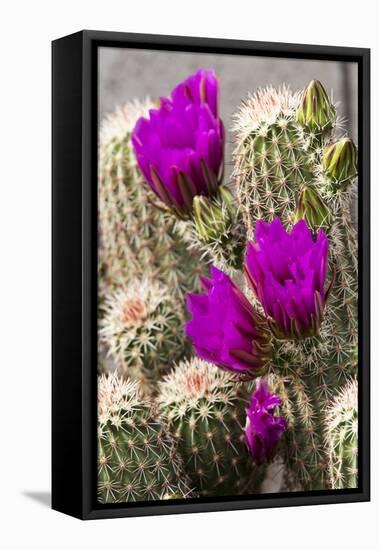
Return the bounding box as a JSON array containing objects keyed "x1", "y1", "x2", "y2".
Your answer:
[{"x1": 52, "y1": 30, "x2": 370, "y2": 520}]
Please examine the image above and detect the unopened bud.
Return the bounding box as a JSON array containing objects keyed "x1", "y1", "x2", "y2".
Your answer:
[
  {"x1": 297, "y1": 80, "x2": 335, "y2": 132},
  {"x1": 322, "y1": 137, "x2": 358, "y2": 184},
  {"x1": 294, "y1": 186, "x2": 332, "y2": 229},
  {"x1": 193, "y1": 187, "x2": 234, "y2": 242}
]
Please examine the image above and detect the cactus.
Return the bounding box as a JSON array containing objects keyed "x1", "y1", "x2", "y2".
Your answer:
[
  {"x1": 297, "y1": 79, "x2": 335, "y2": 134},
  {"x1": 225, "y1": 81, "x2": 358, "y2": 490},
  {"x1": 190, "y1": 186, "x2": 246, "y2": 273},
  {"x1": 232, "y1": 85, "x2": 313, "y2": 231},
  {"x1": 326, "y1": 377, "x2": 358, "y2": 489},
  {"x1": 97, "y1": 372, "x2": 193, "y2": 503},
  {"x1": 294, "y1": 185, "x2": 332, "y2": 229},
  {"x1": 97, "y1": 75, "x2": 359, "y2": 498},
  {"x1": 322, "y1": 137, "x2": 358, "y2": 190},
  {"x1": 99, "y1": 279, "x2": 189, "y2": 391},
  {"x1": 98, "y1": 99, "x2": 207, "y2": 307},
  {"x1": 157, "y1": 358, "x2": 265, "y2": 496}
]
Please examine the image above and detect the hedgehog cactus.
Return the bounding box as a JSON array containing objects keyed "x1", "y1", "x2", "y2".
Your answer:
[
  {"x1": 191, "y1": 187, "x2": 246, "y2": 272},
  {"x1": 98, "y1": 73, "x2": 359, "y2": 499},
  {"x1": 228, "y1": 82, "x2": 358, "y2": 490},
  {"x1": 157, "y1": 358, "x2": 265, "y2": 496},
  {"x1": 179, "y1": 80, "x2": 358, "y2": 491},
  {"x1": 233, "y1": 86, "x2": 315, "y2": 231},
  {"x1": 326, "y1": 377, "x2": 358, "y2": 489},
  {"x1": 98, "y1": 99, "x2": 206, "y2": 305},
  {"x1": 100, "y1": 279, "x2": 189, "y2": 391},
  {"x1": 97, "y1": 372, "x2": 193, "y2": 503}
]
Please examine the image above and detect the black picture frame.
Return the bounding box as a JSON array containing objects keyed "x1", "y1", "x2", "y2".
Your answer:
[{"x1": 52, "y1": 30, "x2": 370, "y2": 520}]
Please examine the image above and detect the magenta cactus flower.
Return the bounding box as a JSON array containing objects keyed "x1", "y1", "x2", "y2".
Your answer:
[
  {"x1": 245, "y1": 379, "x2": 287, "y2": 465},
  {"x1": 170, "y1": 69, "x2": 219, "y2": 118},
  {"x1": 132, "y1": 69, "x2": 224, "y2": 217},
  {"x1": 185, "y1": 266, "x2": 271, "y2": 377},
  {"x1": 245, "y1": 218, "x2": 331, "y2": 339}
]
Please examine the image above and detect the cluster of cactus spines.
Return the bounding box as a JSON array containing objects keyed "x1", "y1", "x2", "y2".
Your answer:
[
  {"x1": 325, "y1": 377, "x2": 358, "y2": 489},
  {"x1": 98, "y1": 99, "x2": 207, "y2": 307},
  {"x1": 232, "y1": 85, "x2": 314, "y2": 233},
  {"x1": 190, "y1": 186, "x2": 246, "y2": 272},
  {"x1": 230, "y1": 80, "x2": 358, "y2": 490},
  {"x1": 97, "y1": 372, "x2": 193, "y2": 503},
  {"x1": 157, "y1": 358, "x2": 265, "y2": 496},
  {"x1": 99, "y1": 279, "x2": 190, "y2": 392},
  {"x1": 265, "y1": 340, "x2": 340, "y2": 490}
]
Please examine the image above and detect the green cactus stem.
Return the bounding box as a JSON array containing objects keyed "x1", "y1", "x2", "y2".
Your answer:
[
  {"x1": 97, "y1": 372, "x2": 193, "y2": 503},
  {"x1": 158, "y1": 358, "x2": 265, "y2": 496},
  {"x1": 100, "y1": 278, "x2": 189, "y2": 391},
  {"x1": 233, "y1": 82, "x2": 358, "y2": 490},
  {"x1": 98, "y1": 99, "x2": 207, "y2": 307},
  {"x1": 325, "y1": 377, "x2": 358, "y2": 489},
  {"x1": 191, "y1": 187, "x2": 246, "y2": 272},
  {"x1": 233, "y1": 85, "x2": 316, "y2": 233}
]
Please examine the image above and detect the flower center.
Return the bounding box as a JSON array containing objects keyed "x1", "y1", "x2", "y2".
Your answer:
[
  {"x1": 184, "y1": 371, "x2": 210, "y2": 395},
  {"x1": 121, "y1": 298, "x2": 147, "y2": 327}
]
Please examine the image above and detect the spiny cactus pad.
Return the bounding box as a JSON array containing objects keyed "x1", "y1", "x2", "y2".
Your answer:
[
  {"x1": 158, "y1": 358, "x2": 264, "y2": 496},
  {"x1": 97, "y1": 373, "x2": 193, "y2": 503}
]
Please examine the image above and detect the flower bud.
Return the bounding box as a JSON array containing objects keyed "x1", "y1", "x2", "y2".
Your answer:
[
  {"x1": 193, "y1": 187, "x2": 234, "y2": 242},
  {"x1": 294, "y1": 186, "x2": 332, "y2": 229},
  {"x1": 245, "y1": 380, "x2": 287, "y2": 465},
  {"x1": 297, "y1": 80, "x2": 335, "y2": 132},
  {"x1": 322, "y1": 137, "x2": 358, "y2": 184}
]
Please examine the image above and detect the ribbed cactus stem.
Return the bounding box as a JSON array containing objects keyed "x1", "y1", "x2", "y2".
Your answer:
[
  {"x1": 190, "y1": 187, "x2": 246, "y2": 272},
  {"x1": 100, "y1": 279, "x2": 189, "y2": 391},
  {"x1": 233, "y1": 85, "x2": 315, "y2": 234},
  {"x1": 233, "y1": 82, "x2": 358, "y2": 490},
  {"x1": 326, "y1": 378, "x2": 358, "y2": 489},
  {"x1": 97, "y1": 373, "x2": 193, "y2": 503},
  {"x1": 98, "y1": 99, "x2": 207, "y2": 306},
  {"x1": 158, "y1": 358, "x2": 265, "y2": 496},
  {"x1": 266, "y1": 330, "x2": 352, "y2": 490}
]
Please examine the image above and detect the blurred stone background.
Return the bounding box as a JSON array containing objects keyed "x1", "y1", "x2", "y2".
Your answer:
[{"x1": 99, "y1": 47, "x2": 358, "y2": 183}]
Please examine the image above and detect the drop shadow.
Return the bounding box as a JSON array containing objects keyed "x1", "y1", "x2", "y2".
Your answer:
[{"x1": 23, "y1": 491, "x2": 51, "y2": 508}]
